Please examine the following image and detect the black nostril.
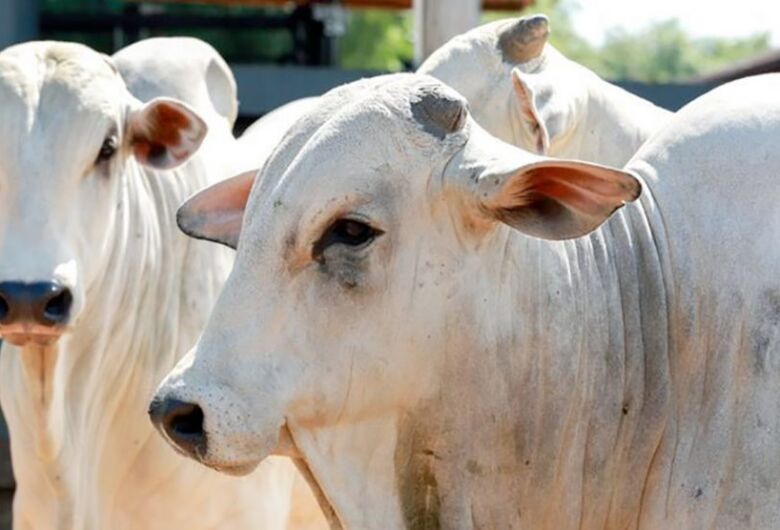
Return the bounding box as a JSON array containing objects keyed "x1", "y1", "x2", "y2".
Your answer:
[
  {"x1": 0, "y1": 295, "x2": 8, "y2": 323},
  {"x1": 0, "y1": 281, "x2": 72, "y2": 328},
  {"x1": 42, "y1": 287, "x2": 72, "y2": 325},
  {"x1": 149, "y1": 397, "x2": 207, "y2": 458},
  {"x1": 168, "y1": 402, "x2": 204, "y2": 436}
]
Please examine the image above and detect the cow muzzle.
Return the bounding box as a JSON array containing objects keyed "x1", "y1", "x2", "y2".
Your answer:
[{"x1": 0, "y1": 281, "x2": 73, "y2": 346}]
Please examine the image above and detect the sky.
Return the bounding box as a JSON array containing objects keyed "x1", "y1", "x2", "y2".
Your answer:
[{"x1": 567, "y1": 0, "x2": 780, "y2": 46}]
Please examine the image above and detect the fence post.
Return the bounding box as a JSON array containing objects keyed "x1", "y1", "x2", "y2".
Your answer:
[{"x1": 413, "y1": 0, "x2": 480, "y2": 65}]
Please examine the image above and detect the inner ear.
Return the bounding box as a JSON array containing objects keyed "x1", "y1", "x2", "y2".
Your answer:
[
  {"x1": 177, "y1": 169, "x2": 257, "y2": 249},
  {"x1": 482, "y1": 160, "x2": 641, "y2": 241},
  {"x1": 511, "y1": 70, "x2": 549, "y2": 154},
  {"x1": 130, "y1": 98, "x2": 207, "y2": 170}
]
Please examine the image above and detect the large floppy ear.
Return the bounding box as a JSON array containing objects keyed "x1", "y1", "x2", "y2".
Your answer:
[
  {"x1": 496, "y1": 15, "x2": 552, "y2": 154},
  {"x1": 511, "y1": 67, "x2": 585, "y2": 157},
  {"x1": 511, "y1": 72, "x2": 550, "y2": 154},
  {"x1": 129, "y1": 97, "x2": 207, "y2": 170},
  {"x1": 477, "y1": 157, "x2": 641, "y2": 240},
  {"x1": 176, "y1": 169, "x2": 256, "y2": 249}
]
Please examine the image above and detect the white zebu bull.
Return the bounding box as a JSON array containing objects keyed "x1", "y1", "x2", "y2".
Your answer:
[
  {"x1": 0, "y1": 39, "x2": 303, "y2": 529},
  {"x1": 155, "y1": 72, "x2": 780, "y2": 528},
  {"x1": 419, "y1": 15, "x2": 671, "y2": 166}
]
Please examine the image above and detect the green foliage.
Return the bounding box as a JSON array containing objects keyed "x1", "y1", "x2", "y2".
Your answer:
[
  {"x1": 599, "y1": 19, "x2": 770, "y2": 82},
  {"x1": 508, "y1": 0, "x2": 771, "y2": 82},
  {"x1": 339, "y1": 9, "x2": 413, "y2": 71}
]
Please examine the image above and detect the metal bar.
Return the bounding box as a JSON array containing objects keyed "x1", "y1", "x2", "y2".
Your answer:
[
  {"x1": 40, "y1": 12, "x2": 293, "y2": 32},
  {"x1": 0, "y1": 0, "x2": 39, "y2": 50},
  {"x1": 126, "y1": 0, "x2": 533, "y2": 10},
  {"x1": 231, "y1": 64, "x2": 380, "y2": 115},
  {"x1": 229, "y1": 64, "x2": 717, "y2": 118}
]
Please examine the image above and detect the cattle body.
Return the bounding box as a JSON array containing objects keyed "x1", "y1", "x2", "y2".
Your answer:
[
  {"x1": 0, "y1": 39, "x2": 305, "y2": 530},
  {"x1": 419, "y1": 15, "x2": 671, "y2": 166},
  {"x1": 155, "y1": 72, "x2": 780, "y2": 529}
]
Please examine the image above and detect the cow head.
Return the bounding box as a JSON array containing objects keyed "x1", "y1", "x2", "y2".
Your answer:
[
  {"x1": 0, "y1": 42, "x2": 206, "y2": 346},
  {"x1": 150, "y1": 75, "x2": 639, "y2": 479},
  {"x1": 419, "y1": 15, "x2": 591, "y2": 158}
]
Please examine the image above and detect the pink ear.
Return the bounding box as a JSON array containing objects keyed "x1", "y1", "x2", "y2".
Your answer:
[
  {"x1": 481, "y1": 160, "x2": 641, "y2": 240},
  {"x1": 177, "y1": 169, "x2": 257, "y2": 249},
  {"x1": 130, "y1": 98, "x2": 207, "y2": 170},
  {"x1": 511, "y1": 70, "x2": 549, "y2": 154}
]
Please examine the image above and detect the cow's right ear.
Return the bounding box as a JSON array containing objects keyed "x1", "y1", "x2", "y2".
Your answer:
[
  {"x1": 475, "y1": 157, "x2": 641, "y2": 240},
  {"x1": 176, "y1": 169, "x2": 257, "y2": 249},
  {"x1": 448, "y1": 124, "x2": 640, "y2": 241}
]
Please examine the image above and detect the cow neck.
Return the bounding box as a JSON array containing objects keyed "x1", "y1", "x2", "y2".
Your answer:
[
  {"x1": 397, "y1": 186, "x2": 672, "y2": 528},
  {"x1": 288, "y1": 183, "x2": 672, "y2": 529},
  {"x1": 8, "y1": 155, "x2": 227, "y2": 527}
]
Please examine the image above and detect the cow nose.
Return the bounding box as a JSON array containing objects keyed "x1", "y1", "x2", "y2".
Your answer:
[
  {"x1": 0, "y1": 281, "x2": 73, "y2": 327},
  {"x1": 149, "y1": 396, "x2": 207, "y2": 458}
]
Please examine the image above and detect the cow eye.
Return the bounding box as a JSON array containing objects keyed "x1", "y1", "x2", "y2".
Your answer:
[
  {"x1": 313, "y1": 218, "x2": 383, "y2": 258},
  {"x1": 96, "y1": 135, "x2": 118, "y2": 164}
]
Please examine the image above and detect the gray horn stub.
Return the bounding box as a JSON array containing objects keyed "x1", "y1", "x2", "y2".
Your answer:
[
  {"x1": 498, "y1": 14, "x2": 550, "y2": 64},
  {"x1": 409, "y1": 84, "x2": 468, "y2": 140}
]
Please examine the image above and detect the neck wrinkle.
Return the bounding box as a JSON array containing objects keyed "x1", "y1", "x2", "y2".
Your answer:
[{"x1": 420, "y1": 191, "x2": 672, "y2": 528}]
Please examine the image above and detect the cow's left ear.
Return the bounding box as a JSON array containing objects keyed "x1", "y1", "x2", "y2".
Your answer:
[
  {"x1": 129, "y1": 98, "x2": 207, "y2": 170},
  {"x1": 177, "y1": 169, "x2": 256, "y2": 249},
  {"x1": 512, "y1": 68, "x2": 582, "y2": 156},
  {"x1": 476, "y1": 157, "x2": 641, "y2": 240}
]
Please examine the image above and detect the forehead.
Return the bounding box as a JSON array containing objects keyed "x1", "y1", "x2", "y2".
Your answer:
[
  {"x1": 0, "y1": 43, "x2": 123, "y2": 164},
  {"x1": 243, "y1": 77, "x2": 466, "y2": 234},
  {"x1": 0, "y1": 43, "x2": 123, "y2": 128}
]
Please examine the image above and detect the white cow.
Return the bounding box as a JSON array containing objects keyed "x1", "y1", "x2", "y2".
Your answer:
[
  {"x1": 419, "y1": 15, "x2": 671, "y2": 166},
  {"x1": 0, "y1": 39, "x2": 306, "y2": 530},
  {"x1": 155, "y1": 72, "x2": 780, "y2": 528}
]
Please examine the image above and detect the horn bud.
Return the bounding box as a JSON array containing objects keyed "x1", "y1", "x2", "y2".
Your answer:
[
  {"x1": 410, "y1": 83, "x2": 468, "y2": 139},
  {"x1": 498, "y1": 14, "x2": 550, "y2": 63}
]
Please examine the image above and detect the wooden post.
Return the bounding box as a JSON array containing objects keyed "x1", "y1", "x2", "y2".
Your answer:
[
  {"x1": 0, "y1": 0, "x2": 39, "y2": 50},
  {"x1": 414, "y1": 0, "x2": 480, "y2": 65}
]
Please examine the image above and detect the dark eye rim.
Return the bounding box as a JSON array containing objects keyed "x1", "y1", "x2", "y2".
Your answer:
[
  {"x1": 95, "y1": 135, "x2": 118, "y2": 164},
  {"x1": 312, "y1": 217, "x2": 384, "y2": 260}
]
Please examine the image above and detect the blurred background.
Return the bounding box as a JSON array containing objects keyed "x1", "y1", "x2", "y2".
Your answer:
[
  {"x1": 3, "y1": 0, "x2": 778, "y2": 128},
  {"x1": 0, "y1": 0, "x2": 777, "y2": 525}
]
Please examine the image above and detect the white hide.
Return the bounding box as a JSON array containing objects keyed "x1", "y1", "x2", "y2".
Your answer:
[
  {"x1": 158, "y1": 72, "x2": 780, "y2": 528},
  {"x1": 418, "y1": 15, "x2": 671, "y2": 166},
  {"x1": 0, "y1": 40, "x2": 305, "y2": 530}
]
